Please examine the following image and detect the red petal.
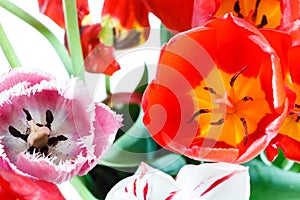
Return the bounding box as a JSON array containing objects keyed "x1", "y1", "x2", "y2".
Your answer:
[
  {"x1": 143, "y1": 0, "x2": 194, "y2": 32},
  {"x1": 288, "y1": 45, "x2": 300, "y2": 85},
  {"x1": 81, "y1": 24, "x2": 120, "y2": 75},
  {"x1": 102, "y1": 0, "x2": 149, "y2": 31},
  {"x1": 38, "y1": 0, "x2": 89, "y2": 28},
  {"x1": 266, "y1": 134, "x2": 300, "y2": 162},
  {"x1": 0, "y1": 169, "x2": 65, "y2": 200},
  {"x1": 102, "y1": 0, "x2": 150, "y2": 48}
]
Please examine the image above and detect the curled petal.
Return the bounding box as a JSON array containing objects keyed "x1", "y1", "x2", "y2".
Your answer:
[{"x1": 266, "y1": 45, "x2": 300, "y2": 162}]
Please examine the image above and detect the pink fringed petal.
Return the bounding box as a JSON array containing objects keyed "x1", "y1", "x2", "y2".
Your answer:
[
  {"x1": 0, "y1": 68, "x2": 53, "y2": 93},
  {"x1": 78, "y1": 103, "x2": 123, "y2": 175},
  {"x1": 0, "y1": 69, "x2": 122, "y2": 183}
]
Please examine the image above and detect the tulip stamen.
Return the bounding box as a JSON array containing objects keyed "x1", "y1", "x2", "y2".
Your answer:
[
  {"x1": 257, "y1": 15, "x2": 268, "y2": 28},
  {"x1": 240, "y1": 117, "x2": 249, "y2": 146},
  {"x1": 296, "y1": 116, "x2": 300, "y2": 123},
  {"x1": 203, "y1": 86, "x2": 216, "y2": 94},
  {"x1": 230, "y1": 66, "x2": 248, "y2": 87},
  {"x1": 210, "y1": 118, "x2": 225, "y2": 126},
  {"x1": 188, "y1": 109, "x2": 210, "y2": 123},
  {"x1": 252, "y1": 0, "x2": 261, "y2": 22},
  {"x1": 8, "y1": 109, "x2": 68, "y2": 156},
  {"x1": 243, "y1": 96, "x2": 253, "y2": 102},
  {"x1": 233, "y1": 1, "x2": 244, "y2": 18}
]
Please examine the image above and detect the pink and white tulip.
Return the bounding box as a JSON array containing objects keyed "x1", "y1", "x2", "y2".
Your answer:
[
  {"x1": 106, "y1": 162, "x2": 250, "y2": 200},
  {"x1": 0, "y1": 68, "x2": 123, "y2": 184}
]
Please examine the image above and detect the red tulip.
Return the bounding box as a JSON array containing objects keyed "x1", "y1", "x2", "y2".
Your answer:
[
  {"x1": 142, "y1": 14, "x2": 288, "y2": 163},
  {"x1": 0, "y1": 168, "x2": 65, "y2": 200}
]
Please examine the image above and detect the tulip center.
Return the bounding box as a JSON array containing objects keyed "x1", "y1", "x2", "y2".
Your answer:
[
  {"x1": 215, "y1": 0, "x2": 281, "y2": 28},
  {"x1": 26, "y1": 120, "x2": 50, "y2": 148},
  {"x1": 278, "y1": 101, "x2": 300, "y2": 142},
  {"x1": 214, "y1": 90, "x2": 237, "y2": 114},
  {"x1": 8, "y1": 109, "x2": 68, "y2": 155},
  {"x1": 190, "y1": 66, "x2": 270, "y2": 147}
]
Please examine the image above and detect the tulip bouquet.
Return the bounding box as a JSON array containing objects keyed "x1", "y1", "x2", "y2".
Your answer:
[{"x1": 0, "y1": 0, "x2": 300, "y2": 199}]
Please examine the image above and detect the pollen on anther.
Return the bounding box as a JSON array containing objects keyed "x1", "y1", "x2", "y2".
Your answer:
[
  {"x1": 258, "y1": 15, "x2": 268, "y2": 28},
  {"x1": 188, "y1": 109, "x2": 210, "y2": 123},
  {"x1": 240, "y1": 117, "x2": 249, "y2": 146},
  {"x1": 203, "y1": 87, "x2": 216, "y2": 94},
  {"x1": 210, "y1": 118, "x2": 224, "y2": 126},
  {"x1": 243, "y1": 96, "x2": 253, "y2": 102}
]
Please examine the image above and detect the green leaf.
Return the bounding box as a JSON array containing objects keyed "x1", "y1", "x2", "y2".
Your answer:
[
  {"x1": 160, "y1": 24, "x2": 174, "y2": 46},
  {"x1": 149, "y1": 153, "x2": 186, "y2": 176},
  {"x1": 100, "y1": 109, "x2": 158, "y2": 168},
  {"x1": 0, "y1": 0, "x2": 73, "y2": 75},
  {"x1": 134, "y1": 63, "x2": 149, "y2": 94},
  {"x1": 69, "y1": 176, "x2": 98, "y2": 200},
  {"x1": 0, "y1": 23, "x2": 21, "y2": 68},
  {"x1": 62, "y1": 0, "x2": 84, "y2": 80},
  {"x1": 245, "y1": 159, "x2": 300, "y2": 200}
]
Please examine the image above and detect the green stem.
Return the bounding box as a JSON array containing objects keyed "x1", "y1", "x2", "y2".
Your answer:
[
  {"x1": 0, "y1": 23, "x2": 21, "y2": 68},
  {"x1": 69, "y1": 176, "x2": 98, "y2": 200},
  {"x1": 105, "y1": 75, "x2": 111, "y2": 94},
  {"x1": 62, "y1": 0, "x2": 84, "y2": 80},
  {"x1": 0, "y1": 0, "x2": 73, "y2": 75}
]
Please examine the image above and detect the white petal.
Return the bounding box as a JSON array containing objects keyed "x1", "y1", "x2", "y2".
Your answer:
[
  {"x1": 105, "y1": 162, "x2": 179, "y2": 200},
  {"x1": 174, "y1": 162, "x2": 250, "y2": 200}
]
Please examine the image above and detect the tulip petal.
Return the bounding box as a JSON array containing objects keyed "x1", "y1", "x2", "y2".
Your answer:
[
  {"x1": 38, "y1": 0, "x2": 89, "y2": 28},
  {"x1": 172, "y1": 163, "x2": 250, "y2": 200},
  {"x1": 105, "y1": 162, "x2": 179, "y2": 200},
  {"x1": 101, "y1": 0, "x2": 150, "y2": 49},
  {"x1": 81, "y1": 25, "x2": 120, "y2": 75},
  {"x1": 0, "y1": 168, "x2": 65, "y2": 200}
]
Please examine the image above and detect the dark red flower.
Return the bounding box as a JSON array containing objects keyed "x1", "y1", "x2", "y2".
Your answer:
[
  {"x1": 38, "y1": 0, "x2": 120, "y2": 75},
  {"x1": 81, "y1": 24, "x2": 120, "y2": 75},
  {"x1": 0, "y1": 168, "x2": 65, "y2": 200},
  {"x1": 142, "y1": 14, "x2": 287, "y2": 163},
  {"x1": 101, "y1": 0, "x2": 150, "y2": 49}
]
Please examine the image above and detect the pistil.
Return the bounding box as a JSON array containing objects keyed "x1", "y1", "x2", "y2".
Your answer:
[
  {"x1": 8, "y1": 109, "x2": 68, "y2": 156},
  {"x1": 27, "y1": 120, "x2": 50, "y2": 148}
]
